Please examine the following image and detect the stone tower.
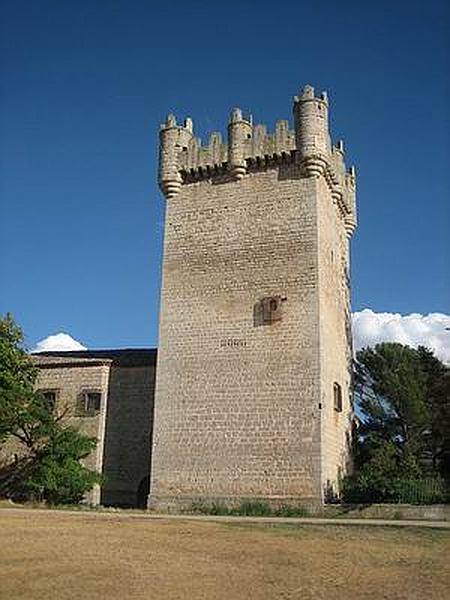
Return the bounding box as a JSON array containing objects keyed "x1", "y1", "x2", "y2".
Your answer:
[{"x1": 149, "y1": 85, "x2": 357, "y2": 509}]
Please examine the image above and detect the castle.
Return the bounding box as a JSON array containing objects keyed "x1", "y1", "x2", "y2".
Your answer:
[
  {"x1": 151, "y1": 84, "x2": 357, "y2": 509},
  {"x1": 9, "y1": 85, "x2": 357, "y2": 508}
]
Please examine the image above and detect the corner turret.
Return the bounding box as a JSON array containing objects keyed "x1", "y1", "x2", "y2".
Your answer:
[
  {"x1": 227, "y1": 108, "x2": 253, "y2": 180},
  {"x1": 294, "y1": 85, "x2": 331, "y2": 176},
  {"x1": 159, "y1": 114, "x2": 194, "y2": 198}
]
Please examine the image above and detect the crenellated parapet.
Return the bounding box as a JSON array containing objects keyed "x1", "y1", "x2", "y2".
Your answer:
[{"x1": 158, "y1": 85, "x2": 357, "y2": 236}]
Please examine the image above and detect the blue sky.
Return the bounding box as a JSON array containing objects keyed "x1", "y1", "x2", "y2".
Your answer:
[{"x1": 1, "y1": 0, "x2": 449, "y2": 351}]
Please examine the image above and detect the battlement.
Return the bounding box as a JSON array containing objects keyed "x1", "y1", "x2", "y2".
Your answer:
[
  {"x1": 158, "y1": 85, "x2": 357, "y2": 237},
  {"x1": 171, "y1": 115, "x2": 297, "y2": 172},
  {"x1": 158, "y1": 112, "x2": 296, "y2": 176}
]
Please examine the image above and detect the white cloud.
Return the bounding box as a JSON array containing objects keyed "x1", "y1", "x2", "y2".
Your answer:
[
  {"x1": 33, "y1": 333, "x2": 87, "y2": 353},
  {"x1": 352, "y1": 309, "x2": 450, "y2": 364}
]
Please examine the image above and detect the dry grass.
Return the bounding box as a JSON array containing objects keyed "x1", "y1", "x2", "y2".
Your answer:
[{"x1": 0, "y1": 510, "x2": 449, "y2": 599}]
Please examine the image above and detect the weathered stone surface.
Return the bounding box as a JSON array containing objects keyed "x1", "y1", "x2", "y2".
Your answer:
[{"x1": 150, "y1": 85, "x2": 357, "y2": 508}]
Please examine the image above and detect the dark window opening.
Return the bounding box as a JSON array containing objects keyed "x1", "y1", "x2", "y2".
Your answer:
[
  {"x1": 333, "y1": 382, "x2": 343, "y2": 413},
  {"x1": 254, "y1": 296, "x2": 286, "y2": 327},
  {"x1": 77, "y1": 391, "x2": 102, "y2": 416},
  {"x1": 39, "y1": 389, "x2": 58, "y2": 410}
]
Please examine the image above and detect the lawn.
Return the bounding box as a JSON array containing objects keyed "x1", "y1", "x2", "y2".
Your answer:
[{"x1": 0, "y1": 509, "x2": 449, "y2": 599}]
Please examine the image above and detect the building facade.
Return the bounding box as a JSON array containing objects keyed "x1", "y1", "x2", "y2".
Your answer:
[
  {"x1": 150, "y1": 85, "x2": 357, "y2": 509},
  {"x1": 33, "y1": 350, "x2": 156, "y2": 507}
]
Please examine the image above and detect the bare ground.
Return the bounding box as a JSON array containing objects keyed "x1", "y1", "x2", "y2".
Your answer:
[{"x1": 0, "y1": 510, "x2": 449, "y2": 600}]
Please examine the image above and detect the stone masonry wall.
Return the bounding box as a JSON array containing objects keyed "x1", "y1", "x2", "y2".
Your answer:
[
  {"x1": 34, "y1": 360, "x2": 111, "y2": 505},
  {"x1": 34, "y1": 351, "x2": 156, "y2": 508},
  {"x1": 150, "y1": 164, "x2": 324, "y2": 507},
  {"x1": 151, "y1": 85, "x2": 357, "y2": 508},
  {"x1": 316, "y1": 176, "x2": 353, "y2": 497}
]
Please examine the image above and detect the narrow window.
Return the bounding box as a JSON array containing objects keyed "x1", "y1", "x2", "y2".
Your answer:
[{"x1": 333, "y1": 382, "x2": 343, "y2": 413}]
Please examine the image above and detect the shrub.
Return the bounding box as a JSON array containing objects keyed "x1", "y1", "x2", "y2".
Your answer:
[
  {"x1": 272, "y1": 505, "x2": 308, "y2": 517},
  {"x1": 189, "y1": 500, "x2": 309, "y2": 517},
  {"x1": 22, "y1": 428, "x2": 102, "y2": 505},
  {"x1": 237, "y1": 501, "x2": 272, "y2": 516}
]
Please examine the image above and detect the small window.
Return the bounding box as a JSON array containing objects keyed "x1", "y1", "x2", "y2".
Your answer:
[
  {"x1": 39, "y1": 389, "x2": 58, "y2": 410},
  {"x1": 333, "y1": 382, "x2": 343, "y2": 413},
  {"x1": 254, "y1": 296, "x2": 286, "y2": 326},
  {"x1": 77, "y1": 391, "x2": 102, "y2": 416}
]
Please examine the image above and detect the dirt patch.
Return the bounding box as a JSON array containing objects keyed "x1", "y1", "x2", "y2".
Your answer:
[{"x1": 0, "y1": 510, "x2": 449, "y2": 599}]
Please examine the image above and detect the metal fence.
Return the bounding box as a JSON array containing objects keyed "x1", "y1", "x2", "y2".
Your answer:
[{"x1": 343, "y1": 478, "x2": 450, "y2": 505}]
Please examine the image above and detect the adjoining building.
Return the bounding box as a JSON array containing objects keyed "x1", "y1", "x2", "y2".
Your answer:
[{"x1": 32, "y1": 350, "x2": 156, "y2": 507}]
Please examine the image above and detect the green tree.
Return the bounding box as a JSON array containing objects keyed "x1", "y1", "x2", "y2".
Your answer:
[
  {"x1": 0, "y1": 313, "x2": 41, "y2": 444},
  {"x1": 0, "y1": 313, "x2": 102, "y2": 504},
  {"x1": 354, "y1": 343, "x2": 429, "y2": 475},
  {"x1": 343, "y1": 342, "x2": 450, "y2": 503},
  {"x1": 417, "y1": 346, "x2": 450, "y2": 476}
]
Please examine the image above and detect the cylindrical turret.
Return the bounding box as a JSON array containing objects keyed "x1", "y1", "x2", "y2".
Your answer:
[
  {"x1": 227, "y1": 108, "x2": 252, "y2": 180},
  {"x1": 159, "y1": 115, "x2": 194, "y2": 198},
  {"x1": 293, "y1": 85, "x2": 331, "y2": 176}
]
